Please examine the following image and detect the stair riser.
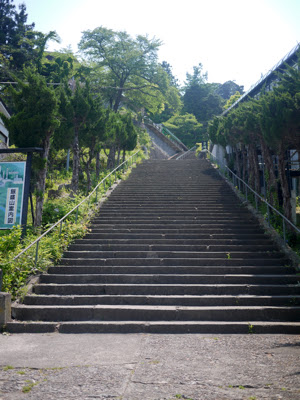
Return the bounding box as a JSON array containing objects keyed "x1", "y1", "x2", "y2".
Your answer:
[
  {"x1": 34, "y1": 285, "x2": 300, "y2": 296},
  {"x1": 47, "y1": 266, "x2": 293, "y2": 275},
  {"x1": 6, "y1": 322, "x2": 300, "y2": 334},
  {"x1": 67, "y1": 245, "x2": 277, "y2": 252},
  {"x1": 39, "y1": 275, "x2": 299, "y2": 285},
  {"x1": 59, "y1": 258, "x2": 287, "y2": 266},
  {"x1": 62, "y1": 251, "x2": 284, "y2": 260},
  {"x1": 85, "y1": 234, "x2": 269, "y2": 240},
  {"x1": 89, "y1": 222, "x2": 262, "y2": 228},
  {"x1": 74, "y1": 239, "x2": 275, "y2": 245},
  {"x1": 12, "y1": 307, "x2": 300, "y2": 322},
  {"x1": 23, "y1": 296, "x2": 300, "y2": 307}
]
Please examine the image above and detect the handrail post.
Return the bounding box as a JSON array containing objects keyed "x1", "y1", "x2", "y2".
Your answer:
[
  {"x1": 255, "y1": 193, "x2": 258, "y2": 210},
  {"x1": 76, "y1": 206, "x2": 79, "y2": 222},
  {"x1": 283, "y1": 218, "x2": 286, "y2": 243},
  {"x1": 267, "y1": 204, "x2": 270, "y2": 226},
  {"x1": 59, "y1": 220, "x2": 63, "y2": 235}
]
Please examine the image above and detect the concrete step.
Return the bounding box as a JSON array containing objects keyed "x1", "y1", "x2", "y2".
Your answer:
[
  {"x1": 67, "y1": 244, "x2": 278, "y2": 252},
  {"x1": 88, "y1": 228, "x2": 266, "y2": 235},
  {"x1": 62, "y1": 250, "x2": 285, "y2": 260},
  {"x1": 7, "y1": 320, "x2": 300, "y2": 334},
  {"x1": 11, "y1": 305, "x2": 300, "y2": 322},
  {"x1": 34, "y1": 284, "x2": 300, "y2": 296},
  {"x1": 93, "y1": 211, "x2": 253, "y2": 220},
  {"x1": 47, "y1": 265, "x2": 293, "y2": 275},
  {"x1": 84, "y1": 233, "x2": 270, "y2": 240},
  {"x1": 23, "y1": 294, "x2": 300, "y2": 307},
  {"x1": 74, "y1": 238, "x2": 275, "y2": 245},
  {"x1": 39, "y1": 274, "x2": 299, "y2": 285},
  {"x1": 89, "y1": 222, "x2": 263, "y2": 229},
  {"x1": 59, "y1": 258, "x2": 287, "y2": 266}
]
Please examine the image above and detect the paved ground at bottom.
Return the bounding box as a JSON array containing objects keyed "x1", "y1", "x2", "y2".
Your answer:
[{"x1": 0, "y1": 334, "x2": 299, "y2": 400}]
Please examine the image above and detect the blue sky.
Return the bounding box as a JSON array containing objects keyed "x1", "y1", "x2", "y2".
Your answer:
[{"x1": 19, "y1": 0, "x2": 300, "y2": 90}]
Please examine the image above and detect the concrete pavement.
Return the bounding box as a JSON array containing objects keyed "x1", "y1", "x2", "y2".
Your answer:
[{"x1": 0, "y1": 333, "x2": 300, "y2": 399}]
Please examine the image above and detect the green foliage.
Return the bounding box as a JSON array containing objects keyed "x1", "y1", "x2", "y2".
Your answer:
[
  {"x1": 164, "y1": 113, "x2": 203, "y2": 147},
  {"x1": 224, "y1": 91, "x2": 241, "y2": 110},
  {"x1": 2, "y1": 67, "x2": 59, "y2": 148},
  {"x1": 216, "y1": 80, "x2": 244, "y2": 100},
  {"x1": 79, "y1": 26, "x2": 162, "y2": 112},
  {"x1": 0, "y1": 0, "x2": 35, "y2": 75},
  {"x1": 42, "y1": 195, "x2": 85, "y2": 226},
  {"x1": 0, "y1": 153, "x2": 144, "y2": 299}
]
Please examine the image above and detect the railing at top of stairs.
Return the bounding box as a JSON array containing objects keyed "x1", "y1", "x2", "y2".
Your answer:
[
  {"x1": 175, "y1": 146, "x2": 197, "y2": 160},
  {"x1": 206, "y1": 149, "x2": 300, "y2": 254}
]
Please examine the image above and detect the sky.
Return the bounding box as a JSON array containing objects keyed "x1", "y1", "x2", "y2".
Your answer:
[{"x1": 18, "y1": 0, "x2": 300, "y2": 91}]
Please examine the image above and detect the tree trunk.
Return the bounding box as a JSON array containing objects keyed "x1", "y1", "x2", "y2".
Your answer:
[
  {"x1": 71, "y1": 126, "x2": 80, "y2": 193},
  {"x1": 277, "y1": 143, "x2": 292, "y2": 220},
  {"x1": 248, "y1": 142, "x2": 260, "y2": 192},
  {"x1": 95, "y1": 151, "x2": 101, "y2": 180},
  {"x1": 241, "y1": 144, "x2": 248, "y2": 184},
  {"x1": 122, "y1": 149, "x2": 126, "y2": 163},
  {"x1": 85, "y1": 163, "x2": 92, "y2": 193},
  {"x1": 85, "y1": 147, "x2": 95, "y2": 193},
  {"x1": 34, "y1": 132, "x2": 52, "y2": 227},
  {"x1": 234, "y1": 146, "x2": 242, "y2": 179},
  {"x1": 116, "y1": 147, "x2": 121, "y2": 166},
  {"x1": 113, "y1": 89, "x2": 123, "y2": 112},
  {"x1": 259, "y1": 136, "x2": 278, "y2": 207},
  {"x1": 107, "y1": 145, "x2": 116, "y2": 169}
]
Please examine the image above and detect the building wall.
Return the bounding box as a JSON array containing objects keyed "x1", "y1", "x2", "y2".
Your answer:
[{"x1": 0, "y1": 101, "x2": 10, "y2": 147}]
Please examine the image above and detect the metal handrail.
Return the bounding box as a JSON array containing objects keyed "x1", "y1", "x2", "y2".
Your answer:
[
  {"x1": 176, "y1": 146, "x2": 197, "y2": 160},
  {"x1": 206, "y1": 149, "x2": 300, "y2": 244},
  {"x1": 13, "y1": 150, "x2": 141, "y2": 265},
  {"x1": 161, "y1": 126, "x2": 188, "y2": 150},
  {"x1": 144, "y1": 117, "x2": 187, "y2": 150}
]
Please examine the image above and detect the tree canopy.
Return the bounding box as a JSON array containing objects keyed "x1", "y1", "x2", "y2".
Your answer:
[{"x1": 78, "y1": 27, "x2": 163, "y2": 112}]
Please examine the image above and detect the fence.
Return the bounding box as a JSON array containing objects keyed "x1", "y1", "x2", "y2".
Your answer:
[{"x1": 206, "y1": 150, "x2": 300, "y2": 246}]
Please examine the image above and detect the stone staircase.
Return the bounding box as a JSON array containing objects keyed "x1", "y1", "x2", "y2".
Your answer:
[{"x1": 7, "y1": 158, "x2": 300, "y2": 333}]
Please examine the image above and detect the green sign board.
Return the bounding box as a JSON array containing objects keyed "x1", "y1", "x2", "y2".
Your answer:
[{"x1": 0, "y1": 162, "x2": 26, "y2": 229}]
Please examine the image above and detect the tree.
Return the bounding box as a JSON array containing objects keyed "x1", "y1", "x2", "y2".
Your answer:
[
  {"x1": 184, "y1": 63, "x2": 208, "y2": 87},
  {"x1": 183, "y1": 82, "x2": 223, "y2": 126},
  {"x1": 57, "y1": 80, "x2": 97, "y2": 193},
  {"x1": 79, "y1": 94, "x2": 106, "y2": 192},
  {"x1": 182, "y1": 63, "x2": 223, "y2": 128},
  {"x1": 164, "y1": 113, "x2": 203, "y2": 147},
  {"x1": 224, "y1": 91, "x2": 242, "y2": 110},
  {"x1": 1, "y1": 67, "x2": 59, "y2": 226},
  {"x1": 0, "y1": 0, "x2": 35, "y2": 75},
  {"x1": 160, "y1": 61, "x2": 179, "y2": 87},
  {"x1": 78, "y1": 27, "x2": 162, "y2": 112},
  {"x1": 216, "y1": 80, "x2": 244, "y2": 100}
]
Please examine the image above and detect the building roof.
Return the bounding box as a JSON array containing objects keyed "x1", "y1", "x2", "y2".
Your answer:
[{"x1": 223, "y1": 42, "x2": 300, "y2": 116}]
